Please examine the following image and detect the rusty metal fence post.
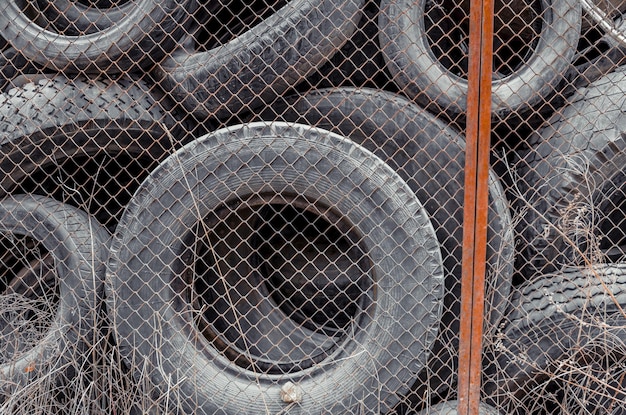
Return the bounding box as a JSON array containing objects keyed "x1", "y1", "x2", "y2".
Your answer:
[{"x1": 459, "y1": 0, "x2": 495, "y2": 413}]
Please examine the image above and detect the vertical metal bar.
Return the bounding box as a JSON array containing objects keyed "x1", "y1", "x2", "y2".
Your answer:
[{"x1": 458, "y1": 0, "x2": 494, "y2": 412}]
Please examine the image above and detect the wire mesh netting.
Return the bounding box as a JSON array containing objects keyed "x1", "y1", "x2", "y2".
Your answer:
[{"x1": 0, "y1": 0, "x2": 623, "y2": 414}]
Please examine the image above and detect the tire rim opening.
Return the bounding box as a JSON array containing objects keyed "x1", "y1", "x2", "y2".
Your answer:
[
  {"x1": 252, "y1": 203, "x2": 369, "y2": 336},
  {"x1": 196, "y1": 0, "x2": 288, "y2": 51},
  {"x1": 16, "y1": 152, "x2": 159, "y2": 232},
  {"x1": 0, "y1": 236, "x2": 57, "y2": 365},
  {"x1": 189, "y1": 198, "x2": 373, "y2": 374},
  {"x1": 424, "y1": 0, "x2": 542, "y2": 78}
]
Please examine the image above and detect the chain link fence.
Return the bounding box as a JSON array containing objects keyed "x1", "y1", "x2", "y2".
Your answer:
[{"x1": 0, "y1": 0, "x2": 623, "y2": 414}]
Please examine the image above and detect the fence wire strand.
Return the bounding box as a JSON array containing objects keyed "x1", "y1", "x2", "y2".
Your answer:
[{"x1": 0, "y1": 0, "x2": 624, "y2": 414}]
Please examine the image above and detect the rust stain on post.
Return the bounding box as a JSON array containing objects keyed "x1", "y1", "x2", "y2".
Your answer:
[{"x1": 458, "y1": 0, "x2": 494, "y2": 412}]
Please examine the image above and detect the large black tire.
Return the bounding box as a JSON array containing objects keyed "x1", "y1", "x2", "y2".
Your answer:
[
  {"x1": 378, "y1": 0, "x2": 581, "y2": 119},
  {"x1": 154, "y1": 0, "x2": 364, "y2": 119},
  {"x1": 0, "y1": 194, "x2": 109, "y2": 392},
  {"x1": 37, "y1": 0, "x2": 142, "y2": 35},
  {"x1": 0, "y1": 0, "x2": 196, "y2": 73},
  {"x1": 483, "y1": 263, "x2": 626, "y2": 410},
  {"x1": 251, "y1": 87, "x2": 515, "y2": 399},
  {"x1": 0, "y1": 74, "x2": 184, "y2": 230},
  {"x1": 516, "y1": 65, "x2": 626, "y2": 277},
  {"x1": 107, "y1": 122, "x2": 444, "y2": 414}
]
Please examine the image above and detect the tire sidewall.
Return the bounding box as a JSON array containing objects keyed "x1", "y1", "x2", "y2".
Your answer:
[{"x1": 108, "y1": 122, "x2": 444, "y2": 414}]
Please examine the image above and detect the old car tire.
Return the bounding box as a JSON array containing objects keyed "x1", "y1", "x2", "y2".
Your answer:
[
  {"x1": 517, "y1": 65, "x2": 626, "y2": 277},
  {"x1": 107, "y1": 121, "x2": 444, "y2": 414},
  {"x1": 0, "y1": 0, "x2": 196, "y2": 72},
  {"x1": 483, "y1": 263, "x2": 626, "y2": 407},
  {"x1": 0, "y1": 74, "x2": 184, "y2": 230},
  {"x1": 0, "y1": 194, "x2": 109, "y2": 392},
  {"x1": 378, "y1": 0, "x2": 581, "y2": 119},
  {"x1": 154, "y1": 0, "x2": 364, "y2": 119}
]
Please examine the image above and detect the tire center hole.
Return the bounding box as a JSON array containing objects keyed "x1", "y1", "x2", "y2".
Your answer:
[
  {"x1": 191, "y1": 200, "x2": 372, "y2": 374},
  {"x1": 599, "y1": 178, "x2": 626, "y2": 261},
  {"x1": 424, "y1": 0, "x2": 542, "y2": 78},
  {"x1": 0, "y1": 236, "x2": 57, "y2": 364}
]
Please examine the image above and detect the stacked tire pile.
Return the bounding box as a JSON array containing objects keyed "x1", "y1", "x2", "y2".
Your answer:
[{"x1": 0, "y1": 1, "x2": 624, "y2": 414}]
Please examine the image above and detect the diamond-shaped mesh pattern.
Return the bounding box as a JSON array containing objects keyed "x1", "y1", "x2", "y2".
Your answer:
[{"x1": 0, "y1": 0, "x2": 622, "y2": 414}]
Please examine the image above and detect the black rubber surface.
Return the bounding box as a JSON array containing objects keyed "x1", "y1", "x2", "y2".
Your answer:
[
  {"x1": 107, "y1": 121, "x2": 444, "y2": 414},
  {"x1": 378, "y1": 0, "x2": 581, "y2": 119},
  {"x1": 0, "y1": 46, "x2": 39, "y2": 93},
  {"x1": 38, "y1": 0, "x2": 140, "y2": 35},
  {"x1": 483, "y1": 263, "x2": 626, "y2": 409},
  {"x1": 0, "y1": 0, "x2": 196, "y2": 73},
  {"x1": 154, "y1": 0, "x2": 365, "y2": 119},
  {"x1": 0, "y1": 74, "x2": 184, "y2": 230}
]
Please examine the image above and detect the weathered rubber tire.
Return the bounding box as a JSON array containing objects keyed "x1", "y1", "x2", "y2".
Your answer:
[
  {"x1": 0, "y1": 74, "x2": 184, "y2": 230},
  {"x1": 483, "y1": 263, "x2": 626, "y2": 407},
  {"x1": 250, "y1": 87, "x2": 515, "y2": 398},
  {"x1": 516, "y1": 65, "x2": 626, "y2": 277},
  {"x1": 415, "y1": 400, "x2": 502, "y2": 415},
  {"x1": 248, "y1": 203, "x2": 368, "y2": 337},
  {"x1": 154, "y1": 0, "x2": 364, "y2": 119},
  {"x1": 0, "y1": 194, "x2": 109, "y2": 392},
  {"x1": 107, "y1": 121, "x2": 444, "y2": 414},
  {"x1": 0, "y1": 0, "x2": 196, "y2": 73},
  {"x1": 378, "y1": 0, "x2": 581, "y2": 119}
]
